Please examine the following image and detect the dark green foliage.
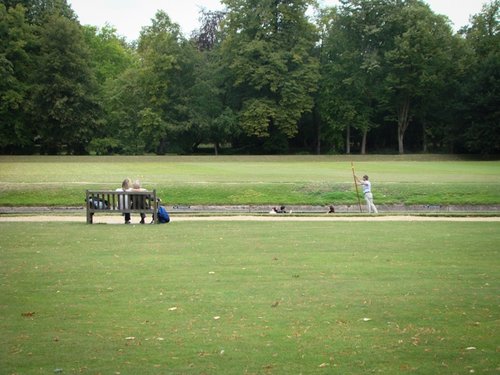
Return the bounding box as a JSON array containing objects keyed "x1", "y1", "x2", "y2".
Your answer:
[
  {"x1": 220, "y1": 0, "x2": 319, "y2": 144},
  {"x1": 1, "y1": 0, "x2": 98, "y2": 154},
  {"x1": 0, "y1": 4, "x2": 35, "y2": 153},
  {"x1": 316, "y1": 4, "x2": 383, "y2": 154},
  {"x1": 1, "y1": 0, "x2": 75, "y2": 23},
  {"x1": 0, "y1": 0, "x2": 498, "y2": 155},
  {"x1": 31, "y1": 13, "x2": 100, "y2": 154},
  {"x1": 134, "y1": 11, "x2": 200, "y2": 154},
  {"x1": 317, "y1": 0, "x2": 457, "y2": 155},
  {"x1": 456, "y1": 0, "x2": 500, "y2": 154}
]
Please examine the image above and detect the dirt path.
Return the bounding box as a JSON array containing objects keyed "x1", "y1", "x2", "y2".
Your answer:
[{"x1": 1, "y1": 215, "x2": 499, "y2": 223}]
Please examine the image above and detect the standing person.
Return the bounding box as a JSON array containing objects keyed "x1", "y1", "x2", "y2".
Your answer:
[
  {"x1": 116, "y1": 178, "x2": 131, "y2": 224},
  {"x1": 130, "y1": 180, "x2": 148, "y2": 224},
  {"x1": 356, "y1": 175, "x2": 378, "y2": 214}
]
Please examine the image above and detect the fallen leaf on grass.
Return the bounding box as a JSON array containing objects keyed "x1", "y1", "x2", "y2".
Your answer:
[
  {"x1": 125, "y1": 337, "x2": 135, "y2": 340},
  {"x1": 319, "y1": 363, "x2": 329, "y2": 368},
  {"x1": 213, "y1": 316, "x2": 221, "y2": 320},
  {"x1": 362, "y1": 318, "x2": 372, "y2": 322},
  {"x1": 168, "y1": 307, "x2": 178, "y2": 311},
  {"x1": 21, "y1": 312, "x2": 35, "y2": 317},
  {"x1": 466, "y1": 347, "x2": 477, "y2": 350}
]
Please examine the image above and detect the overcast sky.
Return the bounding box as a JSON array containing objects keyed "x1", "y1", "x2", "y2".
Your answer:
[{"x1": 68, "y1": 0, "x2": 487, "y2": 42}]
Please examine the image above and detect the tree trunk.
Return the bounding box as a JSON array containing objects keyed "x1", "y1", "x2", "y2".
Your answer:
[
  {"x1": 214, "y1": 142, "x2": 219, "y2": 156},
  {"x1": 422, "y1": 120, "x2": 428, "y2": 153},
  {"x1": 398, "y1": 126, "x2": 405, "y2": 154},
  {"x1": 397, "y1": 97, "x2": 411, "y2": 154},
  {"x1": 346, "y1": 124, "x2": 351, "y2": 154},
  {"x1": 315, "y1": 110, "x2": 321, "y2": 155},
  {"x1": 361, "y1": 128, "x2": 367, "y2": 154}
]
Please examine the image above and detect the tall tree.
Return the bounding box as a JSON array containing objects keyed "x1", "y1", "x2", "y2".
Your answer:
[
  {"x1": 82, "y1": 25, "x2": 137, "y2": 154},
  {"x1": 31, "y1": 13, "x2": 100, "y2": 154},
  {"x1": 415, "y1": 32, "x2": 466, "y2": 153},
  {"x1": 103, "y1": 67, "x2": 146, "y2": 154},
  {"x1": 317, "y1": 0, "x2": 456, "y2": 154},
  {"x1": 382, "y1": 0, "x2": 454, "y2": 154},
  {"x1": 191, "y1": 8, "x2": 239, "y2": 155},
  {"x1": 317, "y1": 1, "x2": 388, "y2": 154},
  {"x1": 220, "y1": 0, "x2": 319, "y2": 151},
  {"x1": 136, "y1": 10, "x2": 198, "y2": 153},
  {"x1": 458, "y1": 0, "x2": 499, "y2": 154},
  {"x1": 0, "y1": 4, "x2": 35, "y2": 153}
]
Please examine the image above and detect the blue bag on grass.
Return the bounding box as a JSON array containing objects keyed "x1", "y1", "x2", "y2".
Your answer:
[{"x1": 158, "y1": 206, "x2": 170, "y2": 223}]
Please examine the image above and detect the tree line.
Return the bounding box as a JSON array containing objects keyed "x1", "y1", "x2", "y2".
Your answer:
[{"x1": 1, "y1": 0, "x2": 498, "y2": 155}]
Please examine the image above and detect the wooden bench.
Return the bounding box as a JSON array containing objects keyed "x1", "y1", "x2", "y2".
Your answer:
[{"x1": 86, "y1": 190, "x2": 158, "y2": 224}]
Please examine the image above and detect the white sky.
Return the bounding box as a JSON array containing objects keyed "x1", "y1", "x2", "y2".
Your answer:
[{"x1": 68, "y1": 0, "x2": 487, "y2": 42}]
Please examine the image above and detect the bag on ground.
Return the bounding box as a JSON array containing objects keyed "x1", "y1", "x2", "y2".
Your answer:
[
  {"x1": 87, "y1": 198, "x2": 109, "y2": 209},
  {"x1": 157, "y1": 205, "x2": 170, "y2": 223}
]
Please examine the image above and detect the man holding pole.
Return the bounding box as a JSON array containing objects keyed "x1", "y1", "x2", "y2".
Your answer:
[{"x1": 356, "y1": 174, "x2": 378, "y2": 214}]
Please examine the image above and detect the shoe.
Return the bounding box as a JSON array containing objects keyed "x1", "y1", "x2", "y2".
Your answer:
[
  {"x1": 125, "y1": 220, "x2": 131, "y2": 224},
  {"x1": 140, "y1": 219, "x2": 145, "y2": 224}
]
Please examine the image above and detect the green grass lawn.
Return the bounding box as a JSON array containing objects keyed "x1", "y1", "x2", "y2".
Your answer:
[
  {"x1": 1, "y1": 221, "x2": 498, "y2": 374},
  {"x1": 0, "y1": 155, "x2": 499, "y2": 206}
]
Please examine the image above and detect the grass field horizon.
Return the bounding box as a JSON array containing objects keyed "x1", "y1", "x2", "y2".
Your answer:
[
  {"x1": 1, "y1": 155, "x2": 499, "y2": 373},
  {"x1": 1, "y1": 155, "x2": 499, "y2": 207},
  {"x1": 1, "y1": 221, "x2": 498, "y2": 374}
]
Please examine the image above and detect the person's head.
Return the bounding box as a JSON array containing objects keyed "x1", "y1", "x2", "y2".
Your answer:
[
  {"x1": 363, "y1": 175, "x2": 369, "y2": 181},
  {"x1": 122, "y1": 178, "x2": 130, "y2": 189},
  {"x1": 132, "y1": 180, "x2": 141, "y2": 189}
]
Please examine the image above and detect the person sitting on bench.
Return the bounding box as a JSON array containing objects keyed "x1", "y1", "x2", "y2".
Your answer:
[
  {"x1": 130, "y1": 180, "x2": 148, "y2": 224},
  {"x1": 116, "y1": 178, "x2": 131, "y2": 224}
]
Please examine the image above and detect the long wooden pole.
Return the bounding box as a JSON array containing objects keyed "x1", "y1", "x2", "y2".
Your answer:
[{"x1": 351, "y1": 162, "x2": 362, "y2": 212}]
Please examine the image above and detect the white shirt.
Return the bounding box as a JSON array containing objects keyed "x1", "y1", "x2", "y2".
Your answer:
[
  {"x1": 115, "y1": 188, "x2": 129, "y2": 209},
  {"x1": 361, "y1": 180, "x2": 371, "y2": 194}
]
